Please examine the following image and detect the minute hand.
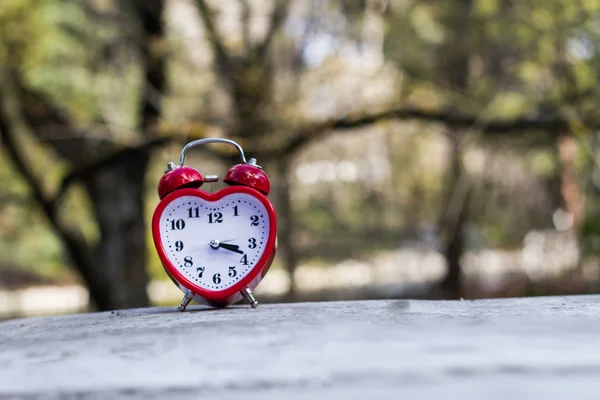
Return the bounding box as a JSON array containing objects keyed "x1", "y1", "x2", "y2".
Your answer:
[{"x1": 218, "y1": 243, "x2": 244, "y2": 254}]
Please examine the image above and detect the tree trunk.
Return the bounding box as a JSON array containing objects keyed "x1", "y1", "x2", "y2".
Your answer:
[
  {"x1": 557, "y1": 134, "x2": 583, "y2": 231},
  {"x1": 77, "y1": 0, "x2": 165, "y2": 310},
  {"x1": 270, "y1": 156, "x2": 299, "y2": 298},
  {"x1": 134, "y1": 0, "x2": 166, "y2": 133},
  {"x1": 435, "y1": 0, "x2": 473, "y2": 298},
  {"x1": 438, "y1": 135, "x2": 470, "y2": 298},
  {"x1": 83, "y1": 151, "x2": 151, "y2": 309}
]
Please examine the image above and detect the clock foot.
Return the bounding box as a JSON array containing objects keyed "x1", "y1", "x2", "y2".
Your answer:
[
  {"x1": 178, "y1": 290, "x2": 194, "y2": 312},
  {"x1": 241, "y1": 287, "x2": 259, "y2": 309}
]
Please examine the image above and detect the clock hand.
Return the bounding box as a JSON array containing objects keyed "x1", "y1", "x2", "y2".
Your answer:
[
  {"x1": 218, "y1": 243, "x2": 239, "y2": 250},
  {"x1": 218, "y1": 243, "x2": 245, "y2": 255},
  {"x1": 209, "y1": 239, "x2": 245, "y2": 254},
  {"x1": 190, "y1": 238, "x2": 239, "y2": 251}
]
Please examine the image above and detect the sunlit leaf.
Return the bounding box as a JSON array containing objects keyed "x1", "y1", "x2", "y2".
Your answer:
[
  {"x1": 484, "y1": 92, "x2": 528, "y2": 119},
  {"x1": 475, "y1": 0, "x2": 499, "y2": 16},
  {"x1": 410, "y1": 4, "x2": 445, "y2": 44}
]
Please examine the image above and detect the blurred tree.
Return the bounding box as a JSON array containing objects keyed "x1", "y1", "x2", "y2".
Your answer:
[
  {"x1": 3, "y1": 0, "x2": 600, "y2": 311},
  {"x1": 190, "y1": 0, "x2": 395, "y2": 295},
  {"x1": 381, "y1": 0, "x2": 600, "y2": 297},
  {"x1": 0, "y1": 0, "x2": 169, "y2": 309},
  {"x1": 435, "y1": 0, "x2": 474, "y2": 298},
  {"x1": 194, "y1": 0, "x2": 302, "y2": 295}
]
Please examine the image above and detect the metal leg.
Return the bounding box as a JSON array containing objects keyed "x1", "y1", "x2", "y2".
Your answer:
[
  {"x1": 178, "y1": 290, "x2": 194, "y2": 312},
  {"x1": 240, "y1": 287, "x2": 258, "y2": 308}
]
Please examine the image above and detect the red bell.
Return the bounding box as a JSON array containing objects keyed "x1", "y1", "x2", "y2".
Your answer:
[
  {"x1": 224, "y1": 158, "x2": 270, "y2": 195},
  {"x1": 158, "y1": 163, "x2": 204, "y2": 199}
]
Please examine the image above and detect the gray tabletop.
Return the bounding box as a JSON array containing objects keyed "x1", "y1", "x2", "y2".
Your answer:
[{"x1": 1, "y1": 296, "x2": 600, "y2": 399}]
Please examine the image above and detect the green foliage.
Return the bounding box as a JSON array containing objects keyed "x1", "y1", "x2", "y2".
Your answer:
[
  {"x1": 474, "y1": 0, "x2": 499, "y2": 16},
  {"x1": 4, "y1": 0, "x2": 600, "y2": 295},
  {"x1": 386, "y1": 0, "x2": 600, "y2": 119},
  {"x1": 0, "y1": 0, "x2": 139, "y2": 285},
  {"x1": 0, "y1": 0, "x2": 46, "y2": 66},
  {"x1": 580, "y1": 215, "x2": 600, "y2": 255},
  {"x1": 0, "y1": 149, "x2": 67, "y2": 280},
  {"x1": 482, "y1": 92, "x2": 529, "y2": 120}
]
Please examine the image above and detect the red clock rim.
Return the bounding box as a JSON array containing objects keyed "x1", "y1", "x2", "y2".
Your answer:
[{"x1": 152, "y1": 186, "x2": 277, "y2": 301}]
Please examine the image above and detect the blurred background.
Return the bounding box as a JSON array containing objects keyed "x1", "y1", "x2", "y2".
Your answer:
[{"x1": 1, "y1": 0, "x2": 600, "y2": 319}]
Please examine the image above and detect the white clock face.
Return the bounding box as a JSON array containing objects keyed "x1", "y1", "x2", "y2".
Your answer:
[{"x1": 159, "y1": 193, "x2": 270, "y2": 291}]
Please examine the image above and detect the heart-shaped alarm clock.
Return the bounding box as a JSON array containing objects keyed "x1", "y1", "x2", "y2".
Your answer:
[{"x1": 152, "y1": 138, "x2": 277, "y2": 311}]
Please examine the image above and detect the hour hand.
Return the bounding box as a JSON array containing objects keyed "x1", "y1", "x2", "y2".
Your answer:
[{"x1": 218, "y1": 242, "x2": 244, "y2": 254}]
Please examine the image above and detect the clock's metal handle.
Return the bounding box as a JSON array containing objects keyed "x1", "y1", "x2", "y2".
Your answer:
[{"x1": 179, "y1": 138, "x2": 247, "y2": 166}]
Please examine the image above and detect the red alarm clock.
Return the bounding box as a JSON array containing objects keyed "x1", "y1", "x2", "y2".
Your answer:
[{"x1": 152, "y1": 138, "x2": 277, "y2": 311}]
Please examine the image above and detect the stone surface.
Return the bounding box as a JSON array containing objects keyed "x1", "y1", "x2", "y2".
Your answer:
[{"x1": 1, "y1": 296, "x2": 600, "y2": 399}]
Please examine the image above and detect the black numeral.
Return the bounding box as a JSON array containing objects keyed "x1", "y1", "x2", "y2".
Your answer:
[
  {"x1": 171, "y1": 219, "x2": 185, "y2": 230},
  {"x1": 213, "y1": 273, "x2": 221, "y2": 284},
  {"x1": 233, "y1": 205, "x2": 239, "y2": 216},
  {"x1": 208, "y1": 212, "x2": 223, "y2": 224},
  {"x1": 248, "y1": 238, "x2": 257, "y2": 249},
  {"x1": 175, "y1": 241, "x2": 184, "y2": 252},
  {"x1": 240, "y1": 254, "x2": 248, "y2": 265},
  {"x1": 184, "y1": 256, "x2": 193, "y2": 267},
  {"x1": 250, "y1": 215, "x2": 259, "y2": 226},
  {"x1": 196, "y1": 266, "x2": 205, "y2": 278},
  {"x1": 228, "y1": 266, "x2": 237, "y2": 277},
  {"x1": 187, "y1": 207, "x2": 200, "y2": 218}
]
